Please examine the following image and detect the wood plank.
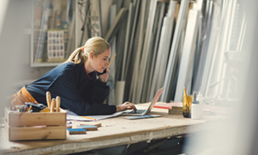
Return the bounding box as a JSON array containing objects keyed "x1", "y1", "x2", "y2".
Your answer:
[
  {"x1": 174, "y1": 9, "x2": 199, "y2": 102},
  {"x1": 130, "y1": 0, "x2": 147, "y2": 102},
  {"x1": 157, "y1": 0, "x2": 169, "y2": 3},
  {"x1": 79, "y1": 122, "x2": 102, "y2": 127},
  {"x1": 108, "y1": 4, "x2": 117, "y2": 105},
  {"x1": 161, "y1": 0, "x2": 190, "y2": 102},
  {"x1": 6, "y1": 109, "x2": 66, "y2": 127},
  {"x1": 157, "y1": 0, "x2": 195, "y2": 3},
  {"x1": 146, "y1": 2, "x2": 166, "y2": 101},
  {"x1": 104, "y1": 8, "x2": 127, "y2": 43},
  {"x1": 151, "y1": 1, "x2": 177, "y2": 101},
  {"x1": 6, "y1": 123, "x2": 66, "y2": 141},
  {"x1": 135, "y1": 0, "x2": 157, "y2": 103},
  {"x1": 121, "y1": 3, "x2": 133, "y2": 80}
]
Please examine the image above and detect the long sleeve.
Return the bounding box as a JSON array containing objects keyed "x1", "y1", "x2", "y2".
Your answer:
[
  {"x1": 91, "y1": 79, "x2": 110, "y2": 104},
  {"x1": 49, "y1": 69, "x2": 116, "y2": 115}
]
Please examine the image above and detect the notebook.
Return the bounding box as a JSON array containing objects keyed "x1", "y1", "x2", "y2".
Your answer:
[{"x1": 122, "y1": 87, "x2": 164, "y2": 116}]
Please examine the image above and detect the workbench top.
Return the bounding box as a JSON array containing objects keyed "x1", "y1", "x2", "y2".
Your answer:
[{"x1": 0, "y1": 102, "x2": 224, "y2": 155}]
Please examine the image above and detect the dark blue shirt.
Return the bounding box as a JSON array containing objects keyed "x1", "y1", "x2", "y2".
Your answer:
[{"x1": 26, "y1": 62, "x2": 116, "y2": 115}]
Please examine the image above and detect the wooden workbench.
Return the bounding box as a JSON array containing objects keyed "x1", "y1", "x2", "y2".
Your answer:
[{"x1": 0, "y1": 103, "x2": 223, "y2": 155}]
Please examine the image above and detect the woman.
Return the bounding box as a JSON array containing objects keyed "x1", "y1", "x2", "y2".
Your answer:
[{"x1": 10, "y1": 37, "x2": 136, "y2": 115}]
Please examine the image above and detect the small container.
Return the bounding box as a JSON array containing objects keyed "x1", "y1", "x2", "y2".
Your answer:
[
  {"x1": 182, "y1": 95, "x2": 193, "y2": 118},
  {"x1": 191, "y1": 92, "x2": 201, "y2": 119},
  {"x1": 5, "y1": 108, "x2": 67, "y2": 141}
]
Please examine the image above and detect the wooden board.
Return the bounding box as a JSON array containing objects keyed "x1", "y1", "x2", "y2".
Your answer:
[
  {"x1": 5, "y1": 123, "x2": 66, "y2": 141},
  {"x1": 154, "y1": 102, "x2": 182, "y2": 109},
  {"x1": 161, "y1": 0, "x2": 190, "y2": 102},
  {"x1": 150, "y1": 1, "x2": 177, "y2": 101},
  {"x1": 5, "y1": 108, "x2": 66, "y2": 127},
  {"x1": 174, "y1": 9, "x2": 199, "y2": 102},
  {"x1": 79, "y1": 122, "x2": 102, "y2": 127}
]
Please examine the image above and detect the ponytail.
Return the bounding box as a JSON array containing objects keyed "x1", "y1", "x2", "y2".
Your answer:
[{"x1": 64, "y1": 47, "x2": 87, "y2": 64}]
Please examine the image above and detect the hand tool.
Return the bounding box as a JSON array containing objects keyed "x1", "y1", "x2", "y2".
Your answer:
[
  {"x1": 56, "y1": 96, "x2": 60, "y2": 112},
  {"x1": 50, "y1": 98, "x2": 56, "y2": 112},
  {"x1": 46, "y1": 91, "x2": 51, "y2": 109}
]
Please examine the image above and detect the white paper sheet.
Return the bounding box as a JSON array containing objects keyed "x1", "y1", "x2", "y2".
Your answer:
[{"x1": 66, "y1": 110, "x2": 124, "y2": 121}]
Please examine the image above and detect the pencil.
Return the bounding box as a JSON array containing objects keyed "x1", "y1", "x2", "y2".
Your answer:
[
  {"x1": 108, "y1": 53, "x2": 116, "y2": 68},
  {"x1": 183, "y1": 87, "x2": 190, "y2": 107},
  {"x1": 82, "y1": 116, "x2": 96, "y2": 120}
]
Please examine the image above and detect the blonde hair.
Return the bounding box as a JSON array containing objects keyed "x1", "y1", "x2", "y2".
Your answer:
[{"x1": 65, "y1": 37, "x2": 110, "y2": 64}]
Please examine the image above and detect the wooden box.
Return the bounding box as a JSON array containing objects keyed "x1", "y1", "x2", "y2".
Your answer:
[{"x1": 5, "y1": 108, "x2": 67, "y2": 141}]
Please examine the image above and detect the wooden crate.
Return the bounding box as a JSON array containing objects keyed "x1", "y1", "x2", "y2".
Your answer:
[{"x1": 5, "y1": 108, "x2": 67, "y2": 141}]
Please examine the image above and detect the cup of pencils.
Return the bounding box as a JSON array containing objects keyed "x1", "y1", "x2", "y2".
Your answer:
[{"x1": 182, "y1": 87, "x2": 193, "y2": 118}]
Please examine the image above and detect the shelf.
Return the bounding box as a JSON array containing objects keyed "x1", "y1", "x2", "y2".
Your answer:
[
  {"x1": 30, "y1": 0, "x2": 77, "y2": 67},
  {"x1": 30, "y1": 62, "x2": 64, "y2": 67},
  {"x1": 34, "y1": 29, "x2": 69, "y2": 32},
  {"x1": 33, "y1": 39, "x2": 70, "y2": 42}
]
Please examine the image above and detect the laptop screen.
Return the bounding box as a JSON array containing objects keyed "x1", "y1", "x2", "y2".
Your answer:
[{"x1": 145, "y1": 87, "x2": 164, "y2": 114}]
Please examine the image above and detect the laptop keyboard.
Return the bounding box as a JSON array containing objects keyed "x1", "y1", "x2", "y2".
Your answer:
[{"x1": 128, "y1": 109, "x2": 146, "y2": 114}]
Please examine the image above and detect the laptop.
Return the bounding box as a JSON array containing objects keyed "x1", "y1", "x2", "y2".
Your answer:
[{"x1": 122, "y1": 87, "x2": 164, "y2": 116}]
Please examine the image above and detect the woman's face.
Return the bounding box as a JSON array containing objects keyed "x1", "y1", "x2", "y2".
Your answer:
[{"x1": 91, "y1": 48, "x2": 111, "y2": 73}]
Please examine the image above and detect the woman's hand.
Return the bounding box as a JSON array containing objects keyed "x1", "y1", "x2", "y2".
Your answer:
[
  {"x1": 99, "y1": 68, "x2": 110, "y2": 83},
  {"x1": 116, "y1": 102, "x2": 137, "y2": 112}
]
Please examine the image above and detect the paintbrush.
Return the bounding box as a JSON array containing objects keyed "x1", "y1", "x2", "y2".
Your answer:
[{"x1": 183, "y1": 87, "x2": 190, "y2": 107}]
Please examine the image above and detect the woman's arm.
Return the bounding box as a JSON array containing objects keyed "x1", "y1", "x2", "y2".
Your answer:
[
  {"x1": 116, "y1": 102, "x2": 137, "y2": 112},
  {"x1": 91, "y1": 68, "x2": 110, "y2": 104}
]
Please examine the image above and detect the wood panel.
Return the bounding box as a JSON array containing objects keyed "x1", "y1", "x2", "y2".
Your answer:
[
  {"x1": 5, "y1": 123, "x2": 66, "y2": 141},
  {"x1": 5, "y1": 108, "x2": 66, "y2": 127}
]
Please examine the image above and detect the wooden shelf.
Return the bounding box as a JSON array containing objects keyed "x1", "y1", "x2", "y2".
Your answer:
[
  {"x1": 34, "y1": 29, "x2": 69, "y2": 32},
  {"x1": 30, "y1": 0, "x2": 77, "y2": 67},
  {"x1": 30, "y1": 62, "x2": 64, "y2": 67}
]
